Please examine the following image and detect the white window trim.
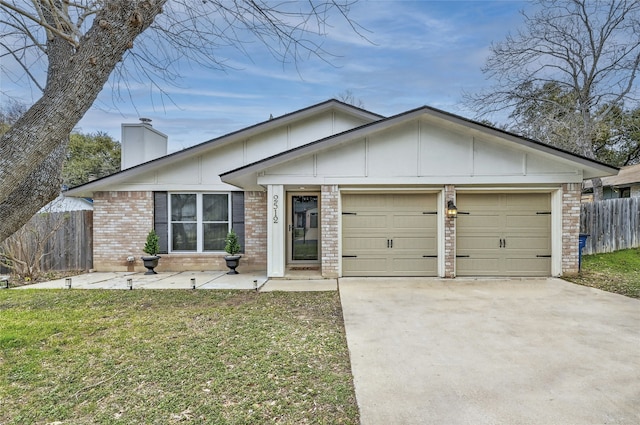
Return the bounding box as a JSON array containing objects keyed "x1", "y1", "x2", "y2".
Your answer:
[{"x1": 168, "y1": 192, "x2": 232, "y2": 253}]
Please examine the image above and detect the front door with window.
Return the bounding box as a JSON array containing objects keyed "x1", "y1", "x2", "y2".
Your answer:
[{"x1": 287, "y1": 193, "x2": 320, "y2": 263}]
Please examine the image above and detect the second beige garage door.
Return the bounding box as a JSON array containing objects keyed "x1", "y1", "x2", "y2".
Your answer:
[
  {"x1": 342, "y1": 193, "x2": 438, "y2": 276},
  {"x1": 456, "y1": 193, "x2": 551, "y2": 276}
]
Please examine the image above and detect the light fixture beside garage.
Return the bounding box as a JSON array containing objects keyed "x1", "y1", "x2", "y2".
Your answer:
[{"x1": 446, "y1": 200, "x2": 458, "y2": 218}]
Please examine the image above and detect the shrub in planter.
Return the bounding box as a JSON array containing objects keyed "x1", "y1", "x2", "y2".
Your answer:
[
  {"x1": 224, "y1": 229, "x2": 242, "y2": 274},
  {"x1": 141, "y1": 229, "x2": 161, "y2": 274}
]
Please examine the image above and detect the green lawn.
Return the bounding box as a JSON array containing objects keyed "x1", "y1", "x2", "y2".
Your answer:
[
  {"x1": 0, "y1": 290, "x2": 359, "y2": 424},
  {"x1": 565, "y1": 248, "x2": 640, "y2": 298}
]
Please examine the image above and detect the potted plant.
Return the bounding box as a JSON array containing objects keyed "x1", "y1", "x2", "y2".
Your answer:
[
  {"x1": 141, "y1": 229, "x2": 161, "y2": 275},
  {"x1": 224, "y1": 229, "x2": 242, "y2": 274}
]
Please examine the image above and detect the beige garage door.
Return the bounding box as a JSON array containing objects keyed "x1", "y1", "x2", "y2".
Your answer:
[
  {"x1": 456, "y1": 193, "x2": 551, "y2": 277},
  {"x1": 342, "y1": 193, "x2": 438, "y2": 276}
]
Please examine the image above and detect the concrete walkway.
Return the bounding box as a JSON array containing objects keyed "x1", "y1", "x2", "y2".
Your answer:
[
  {"x1": 11, "y1": 271, "x2": 337, "y2": 292},
  {"x1": 339, "y1": 277, "x2": 640, "y2": 425}
]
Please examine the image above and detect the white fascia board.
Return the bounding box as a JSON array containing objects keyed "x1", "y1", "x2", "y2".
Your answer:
[{"x1": 256, "y1": 173, "x2": 585, "y2": 186}]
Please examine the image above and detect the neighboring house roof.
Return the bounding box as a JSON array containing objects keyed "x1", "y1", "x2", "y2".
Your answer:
[
  {"x1": 39, "y1": 194, "x2": 93, "y2": 213},
  {"x1": 583, "y1": 163, "x2": 640, "y2": 189},
  {"x1": 221, "y1": 105, "x2": 619, "y2": 188},
  {"x1": 65, "y1": 99, "x2": 384, "y2": 198}
]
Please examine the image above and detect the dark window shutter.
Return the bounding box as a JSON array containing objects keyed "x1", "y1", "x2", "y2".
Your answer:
[
  {"x1": 154, "y1": 192, "x2": 168, "y2": 254},
  {"x1": 231, "y1": 192, "x2": 245, "y2": 253}
]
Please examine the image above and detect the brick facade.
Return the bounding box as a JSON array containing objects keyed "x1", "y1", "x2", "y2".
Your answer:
[
  {"x1": 94, "y1": 185, "x2": 580, "y2": 277},
  {"x1": 93, "y1": 190, "x2": 266, "y2": 272},
  {"x1": 243, "y1": 191, "x2": 268, "y2": 270},
  {"x1": 320, "y1": 185, "x2": 340, "y2": 278},
  {"x1": 93, "y1": 191, "x2": 154, "y2": 271},
  {"x1": 561, "y1": 183, "x2": 582, "y2": 275},
  {"x1": 444, "y1": 185, "x2": 456, "y2": 278}
]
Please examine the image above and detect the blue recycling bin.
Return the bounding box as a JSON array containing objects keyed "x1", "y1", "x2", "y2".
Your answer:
[{"x1": 578, "y1": 233, "x2": 590, "y2": 272}]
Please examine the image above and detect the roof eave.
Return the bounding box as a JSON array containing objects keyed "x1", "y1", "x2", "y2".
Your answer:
[
  {"x1": 221, "y1": 106, "x2": 619, "y2": 185},
  {"x1": 65, "y1": 99, "x2": 384, "y2": 197}
]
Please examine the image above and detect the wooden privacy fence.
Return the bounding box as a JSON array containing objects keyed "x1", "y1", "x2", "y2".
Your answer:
[
  {"x1": 43, "y1": 210, "x2": 93, "y2": 271},
  {"x1": 0, "y1": 210, "x2": 93, "y2": 274},
  {"x1": 580, "y1": 197, "x2": 640, "y2": 255}
]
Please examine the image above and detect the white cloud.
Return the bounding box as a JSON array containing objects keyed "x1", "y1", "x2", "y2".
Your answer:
[{"x1": 4, "y1": 1, "x2": 529, "y2": 152}]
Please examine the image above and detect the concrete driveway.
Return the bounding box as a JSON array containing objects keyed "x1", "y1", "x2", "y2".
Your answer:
[{"x1": 339, "y1": 277, "x2": 640, "y2": 425}]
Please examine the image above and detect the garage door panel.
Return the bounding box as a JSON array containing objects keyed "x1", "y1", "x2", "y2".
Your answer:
[
  {"x1": 343, "y1": 213, "x2": 388, "y2": 229},
  {"x1": 457, "y1": 236, "x2": 501, "y2": 251},
  {"x1": 505, "y1": 215, "x2": 550, "y2": 231},
  {"x1": 458, "y1": 193, "x2": 500, "y2": 209},
  {"x1": 504, "y1": 257, "x2": 551, "y2": 275},
  {"x1": 391, "y1": 257, "x2": 437, "y2": 275},
  {"x1": 504, "y1": 235, "x2": 550, "y2": 250},
  {"x1": 457, "y1": 193, "x2": 551, "y2": 277},
  {"x1": 458, "y1": 214, "x2": 501, "y2": 230},
  {"x1": 343, "y1": 236, "x2": 389, "y2": 252},
  {"x1": 343, "y1": 257, "x2": 389, "y2": 275},
  {"x1": 393, "y1": 235, "x2": 437, "y2": 251},
  {"x1": 391, "y1": 194, "x2": 431, "y2": 208},
  {"x1": 457, "y1": 258, "x2": 500, "y2": 276},
  {"x1": 392, "y1": 214, "x2": 435, "y2": 229},
  {"x1": 505, "y1": 193, "x2": 550, "y2": 208},
  {"x1": 343, "y1": 194, "x2": 386, "y2": 209},
  {"x1": 342, "y1": 193, "x2": 437, "y2": 277}
]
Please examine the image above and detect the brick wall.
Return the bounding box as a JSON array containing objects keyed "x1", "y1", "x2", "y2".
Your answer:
[
  {"x1": 562, "y1": 183, "x2": 582, "y2": 275},
  {"x1": 244, "y1": 191, "x2": 267, "y2": 270},
  {"x1": 93, "y1": 190, "x2": 266, "y2": 272},
  {"x1": 321, "y1": 185, "x2": 339, "y2": 278},
  {"x1": 444, "y1": 185, "x2": 456, "y2": 278},
  {"x1": 93, "y1": 191, "x2": 154, "y2": 271}
]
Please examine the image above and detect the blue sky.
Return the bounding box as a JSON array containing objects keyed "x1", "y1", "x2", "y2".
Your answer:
[{"x1": 4, "y1": 1, "x2": 529, "y2": 153}]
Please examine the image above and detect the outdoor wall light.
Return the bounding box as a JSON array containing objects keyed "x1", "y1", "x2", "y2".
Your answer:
[
  {"x1": 446, "y1": 200, "x2": 458, "y2": 218},
  {"x1": 65, "y1": 278, "x2": 72, "y2": 289},
  {"x1": 127, "y1": 278, "x2": 133, "y2": 290}
]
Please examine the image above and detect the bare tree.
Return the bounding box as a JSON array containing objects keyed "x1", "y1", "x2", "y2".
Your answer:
[
  {"x1": 0, "y1": 0, "x2": 362, "y2": 241},
  {"x1": 466, "y1": 0, "x2": 640, "y2": 198},
  {"x1": 0, "y1": 206, "x2": 70, "y2": 281},
  {"x1": 0, "y1": 100, "x2": 27, "y2": 134},
  {"x1": 337, "y1": 89, "x2": 365, "y2": 108}
]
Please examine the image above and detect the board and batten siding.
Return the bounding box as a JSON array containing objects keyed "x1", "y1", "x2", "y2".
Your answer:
[
  {"x1": 258, "y1": 116, "x2": 585, "y2": 186},
  {"x1": 580, "y1": 197, "x2": 640, "y2": 255}
]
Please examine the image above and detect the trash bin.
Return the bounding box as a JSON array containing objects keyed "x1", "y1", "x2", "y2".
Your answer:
[{"x1": 578, "y1": 233, "x2": 590, "y2": 272}]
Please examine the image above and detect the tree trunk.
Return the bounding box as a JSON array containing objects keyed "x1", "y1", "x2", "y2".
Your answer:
[
  {"x1": 0, "y1": 0, "x2": 164, "y2": 241},
  {"x1": 591, "y1": 177, "x2": 604, "y2": 201},
  {"x1": 0, "y1": 145, "x2": 66, "y2": 241}
]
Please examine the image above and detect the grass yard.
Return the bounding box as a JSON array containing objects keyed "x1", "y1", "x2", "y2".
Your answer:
[
  {"x1": 0, "y1": 290, "x2": 359, "y2": 424},
  {"x1": 565, "y1": 248, "x2": 640, "y2": 298}
]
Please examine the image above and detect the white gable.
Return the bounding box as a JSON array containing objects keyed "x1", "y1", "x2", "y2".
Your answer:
[
  {"x1": 69, "y1": 106, "x2": 376, "y2": 195},
  {"x1": 256, "y1": 116, "x2": 585, "y2": 186}
]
